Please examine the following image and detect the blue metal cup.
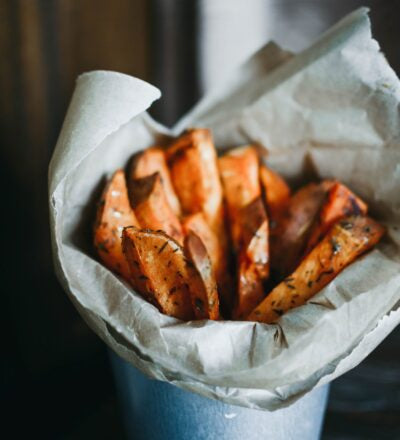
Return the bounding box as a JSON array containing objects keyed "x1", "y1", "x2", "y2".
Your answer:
[{"x1": 110, "y1": 351, "x2": 329, "y2": 440}]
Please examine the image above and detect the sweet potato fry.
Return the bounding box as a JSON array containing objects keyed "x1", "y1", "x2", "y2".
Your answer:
[
  {"x1": 234, "y1": 197, "x2": 269, "y2": 319},
  {"x1": 304, "y1": 181, "x2": 368, "y2": 255},
  {"x1": 184, "y1": 232, "x2": 220, "y2": 320},
  {"x1": 247, "y1": 216, "x2": 385, "y2": 323},
  {"x1": 122, "y1": 227, "x2": 194, "y2": 320},
  {"x1": 167, "y1": 129, "x2": 232, "y2": 311},
  {"x1": 182, "y1": 213, "x2": 232, "y2": 315},
  {"x1": 271, "y1": 181, "x2": 333, "y2": 278},
  {"x1": 166, "y1": 129, "x2": 224, "y2": 232},
  {"x1": 129, "y1": 147, "x2": 181, "y2": 217},
  {"x1": 259, "y1": 164, "x2": 291, "y2": 220},
  {"x1": 218, "y1": 145, "x2": 261, "y2": 249},
  {"x1": 128, "y1": 172, "x2": 184, "y2": 245},
  {"x1": 182, "y1": 213, "x2": 222, "y2": 279},
  {"x1": 94, "y1": 169, "x2": 139, "y2": 281}
]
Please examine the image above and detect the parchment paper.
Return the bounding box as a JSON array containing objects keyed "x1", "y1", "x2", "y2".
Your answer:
[{"x1": 49, "y1": 8, "x2": 400, "y2": 411}]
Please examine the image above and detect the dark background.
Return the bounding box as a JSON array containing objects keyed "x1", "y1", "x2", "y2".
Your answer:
[{"x1": 1, "y1": 1, "x2": 399, "y2": 438}]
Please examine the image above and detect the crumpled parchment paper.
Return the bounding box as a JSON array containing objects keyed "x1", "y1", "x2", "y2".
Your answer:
[{"x1": 49, "y1": 8, "x2": 400, "y2": 410}]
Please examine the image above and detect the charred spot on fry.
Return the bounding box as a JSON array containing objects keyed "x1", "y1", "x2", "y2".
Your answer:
[
  {"x1": 316, "y1": 269, "x2": 335, "y2": 283},
  {"x1": 330, "y1": 238, "x2": 341, "y2": 254},
  {"x1": 97, "y1": 240, "x2": 110, "y2": 253},
  {"x1": 340, "y1": 220, "x2": 354, "y2": 230},
  {"x1": 195, "y1": 298, "x2": 205, "y2": 313}
]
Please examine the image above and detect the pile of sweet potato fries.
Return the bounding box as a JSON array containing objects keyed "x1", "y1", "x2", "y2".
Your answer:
[{"x1": 94, "y1": 128, "x2": 385, "y2": 323}]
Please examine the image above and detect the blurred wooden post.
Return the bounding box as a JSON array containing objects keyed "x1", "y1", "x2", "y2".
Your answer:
[{"x1": 149, "y1": 0, "x2": 200, "y2": 126}]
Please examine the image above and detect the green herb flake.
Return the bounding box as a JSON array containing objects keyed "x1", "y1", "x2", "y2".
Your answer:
[{"x1": 158, "y1": 242, "x2": 168, "y2": 254}]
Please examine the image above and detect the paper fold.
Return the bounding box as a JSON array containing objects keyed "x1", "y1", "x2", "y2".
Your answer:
[{"x1": 49, "y1": 71, "x2": 161, "y2": 194}]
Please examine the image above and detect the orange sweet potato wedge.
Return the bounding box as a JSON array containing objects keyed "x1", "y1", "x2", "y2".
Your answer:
[
  {"x1": 166, "y1": 129, "x2": 224, "y2": 232},
  {"x1": 166, "y1": 128, "x2": 227, "y2": 241},
  {"x1": 184, "y1": 232, "x2": 220, "y2": 320},
  {"x1": 234, "y1": 197, "x2": 269, "y2": 319},
  {"x1": 182, "y1": 213, "x2": 222, "y2": 281},
  {"x1": 304, "y1": 181, "x2": 368, "y2": 255},
  {"x1": 122, "y1": 227, "x2": 195, "y2": 320},
  {"x1": 218, "y1": 145, "x2": 261, "y2": 249},
  {"x1": 259, "y1": 164, "x2": 291, "y2": 221},
  {"x1": 247, "y1": 216, "x2": 385, "y2": 323},
  {"x1": 129, "y1": 147, "x2": 181, "y2": 217},
  {"x1": 271, "y1": 181, "x2": 333, "y2": 278},
  {"x1": 94, "y1": 169, "x2": 139, "y2": 281},
  {"x1": 182, "y1": 212, "x2": 232, "y2": 314},
  {"x1": 167, "y1": 129, "x2": 232, "y2": 311},
  {"x1": 128, "y1": 172, "x2": 184, "y2": 245}
]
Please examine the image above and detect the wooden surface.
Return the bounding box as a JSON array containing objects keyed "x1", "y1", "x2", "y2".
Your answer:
[{"x1": 1, "y1": 1, "x2": 399, "y2": 438}]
